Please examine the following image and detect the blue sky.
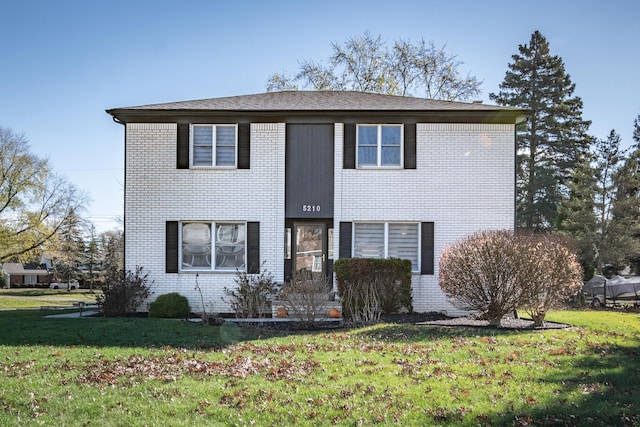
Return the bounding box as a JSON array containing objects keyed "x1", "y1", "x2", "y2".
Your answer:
[{"x1": 1, "y1": 0, "x2": 638, "y2": 233}]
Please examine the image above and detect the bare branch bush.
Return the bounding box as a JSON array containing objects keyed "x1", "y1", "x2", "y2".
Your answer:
[
  {"x1": 223, "y1": 266, "x2": 278, "y2": 318},
  {"x1": 439, "y1": 230, "x2": 583, "y2": 327},
  {"x1": 279, "y1": 272, "x2": 333, "y2": 325},
  {"x1": 97, "y1": 266, "x2": 153, "y2": 317},
  {"x1": 519, "y1": 233, "x2": 583, "y2": 326},
  {"x1": 439, "y1": 230, "x2": 529, "y2": 327}
]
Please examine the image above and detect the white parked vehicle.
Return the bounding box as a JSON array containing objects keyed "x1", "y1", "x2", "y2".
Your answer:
[{"x1": 49, "y1": 280, "x2": 80, "y2": 290}]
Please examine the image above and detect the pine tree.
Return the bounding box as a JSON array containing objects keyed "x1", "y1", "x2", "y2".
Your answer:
[
  {"x1": 490, "y1": 31, "x2": 592, "y2": 230},
  {"x1": 592, "y1": 130, "x2": 629, "y2": 274},
  {"x1": 556, "y1": 156, "x2": 598, "y2": 278},
  {"x1": 50, "y1": 210, "x2": 86, "y2": 284},
  {"x1": 610, "y1": 115, "x2": 640, "y2": 273},
  {"x1": 84, "y1": 224, "x2": 101, "y2": 291}
]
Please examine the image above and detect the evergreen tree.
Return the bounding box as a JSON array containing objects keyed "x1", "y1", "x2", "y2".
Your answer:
[
  {"x1": 490, "y1": 31, "x2": 591, "y2": 230},
  {"x1": 84, "y1": 224, "x2": 101, "y2": 291},
  {"x1": 556, "y1": 156, "x2": 598, "y2": 278},
  {"x1": 50, "y1": 210, "x2": 86, "y2": 285},
  {"x1": 592, "y1": 130, "x2": 629, "y2": 274},
  {"x1": 101, "y1": 229, "x2": 124, "y2": 281},
  {"x1": 610, "y1": 115, "x2": 640, "y2": 273}
]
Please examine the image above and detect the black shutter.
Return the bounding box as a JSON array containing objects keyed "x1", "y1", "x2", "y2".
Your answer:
[
  {"x1": 238, "y1": 123, "x2": 250, "y2": 169},
  {"x1": 343, "y1": 123, "x2": 356, "y2": 169},
  {"x1": 177, "y1": 123, "x2": 189, "y2": 169},
  {"x1": 421, "y1": 222, "x2": 434, "y2": 275},
  {"x1": 246, "y1": 222, "x2": 260, "y2": 274},
  {"x1": 404, "y1": 123, "x2": 416, "y2": 169},
  {"x1": 339, "y1": 222, "x2": 352, "y2": 258},
  {"x1": 166, "y1": 221, "x2": 179, "y2": 273}
]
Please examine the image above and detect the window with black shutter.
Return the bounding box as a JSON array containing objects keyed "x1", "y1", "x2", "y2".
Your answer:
[
  {"x1": 344, "y1": 123, "x2": 416, "y2": 169},
  {"x1": 176, "y1": 123, "x2": 250, "y2": 169}
]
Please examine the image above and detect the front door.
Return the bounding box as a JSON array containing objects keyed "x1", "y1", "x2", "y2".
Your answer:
[{"x1": 293, "y1": 223, "x2": 326, "y2": 276}]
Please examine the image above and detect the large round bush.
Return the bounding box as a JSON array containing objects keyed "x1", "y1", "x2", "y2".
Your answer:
[
  {"x1": 439, "y1": 230, "x2": 582, "y2": 327},
  {"x1": 149, "y1": 293, "x2": 191, "y2": 318}
]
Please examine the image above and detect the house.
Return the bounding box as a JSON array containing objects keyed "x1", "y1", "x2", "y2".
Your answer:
[
  {"x1": 1, "y1": 263, "x2": 51, "y2": 288},
  {"x1": 107, "y1": 91, "x2": 526, "y2": 315}
]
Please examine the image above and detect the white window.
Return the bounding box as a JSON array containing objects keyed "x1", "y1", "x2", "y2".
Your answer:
[
  {"x1": 353, "y1": 222, "x2": 419, "y2": 271},
  {"x1": 357, "y1": 124, "x2": 403, "y2": 167},
  {"x1": 191, "y1": 124, "x2": 237, "y2": 167},
  {"x1": 24, "y1": 274, "x2": 38, "y2": 285},
  {"x1": 181, "y1": 222, "x2": 245, "y2": 271}
]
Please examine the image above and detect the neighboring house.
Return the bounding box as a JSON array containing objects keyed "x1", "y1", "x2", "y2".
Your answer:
[
  {"x1": 107, "y1": 91, "x2": 526, "y2": 315},
  {"x1": 1, "y1": 263, "x2": 51, "y2": 288}
]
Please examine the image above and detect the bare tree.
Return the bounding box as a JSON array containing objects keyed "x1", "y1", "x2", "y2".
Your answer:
[
  {"x1": 266, "y1": 31, "x2": 482, "y2": 101},
  {"x1": 0, "y1": 127, "x2": 88, "y2": 262}
]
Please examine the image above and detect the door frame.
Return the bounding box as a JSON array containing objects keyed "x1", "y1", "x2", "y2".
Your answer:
[{"x1": 284, "y1": 219, "x2": 334, "y2": 281}]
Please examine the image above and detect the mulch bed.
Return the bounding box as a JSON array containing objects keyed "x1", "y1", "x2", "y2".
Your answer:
[{"x1": 380, "y1": 312, "x2": 571, "y2": 330}]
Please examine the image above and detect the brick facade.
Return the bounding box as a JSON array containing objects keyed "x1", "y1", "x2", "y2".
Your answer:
[
  {"x1": 125, "y1": 121, "x2": 514, "y2": 315},
  {"x1": 125, "y1": 123, "x2": 285, "y2": 314}
]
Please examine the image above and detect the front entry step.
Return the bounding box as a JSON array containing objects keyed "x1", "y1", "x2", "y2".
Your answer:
[{"x1": 272, "y1": 300, "x2": 342, "y2": 320}]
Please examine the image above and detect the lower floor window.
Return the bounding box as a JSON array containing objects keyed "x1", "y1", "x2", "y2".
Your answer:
[
  {"x1": 181, "y1": 222, "x2": 246, "y2": 271},
  {"x1": 24, "y1": 274, "x2": 38, "y2": 285},
  {"x1": 353, "y1": 222, "x2": 419, "y2": 271}
]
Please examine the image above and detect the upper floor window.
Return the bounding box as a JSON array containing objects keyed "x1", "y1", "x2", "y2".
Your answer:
[
  {"x1": 357, "y1": 124, "x2": 403, "y2": 168},
  {"x1": 191, "y1": 124, "x2": 237, "y2": 167}
]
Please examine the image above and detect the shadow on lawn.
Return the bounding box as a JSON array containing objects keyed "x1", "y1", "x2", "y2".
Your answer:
[
  {"x1": 530, "y1": 336, "x2": 640, "y2": 426},
  {"x1": 0, "y1": 310, "x2": 248, "y2": 349},
  {"x1": 354, "y1": 320, "x2": 640, "y2": 426}
]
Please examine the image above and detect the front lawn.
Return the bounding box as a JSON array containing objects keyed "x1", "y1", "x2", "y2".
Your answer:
[
  {"x1": 0, "y1": 288, "x2": 100, "y2": 310},
  {"x1": 0, "y1": 309, "x2": 638, "y2": 426}
]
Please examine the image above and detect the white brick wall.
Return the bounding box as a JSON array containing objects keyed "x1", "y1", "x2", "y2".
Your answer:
[
  {"x1": 125, "y1": 121, "x2": 514, "y2": 315},
  {"x1": 334, "y1": 123, "x2": 515, "y2": 315},
  {"x1": 125, "y1": 123, "x2": 285, "y2": 314}
]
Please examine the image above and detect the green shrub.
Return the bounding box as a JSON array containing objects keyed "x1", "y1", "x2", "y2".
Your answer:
[
  {"x1": 334, "y1": 258, "x2": 412, "y2": 322},
  {"x1": 149, "y1": 293, "x2": 191, "y2": 318}
]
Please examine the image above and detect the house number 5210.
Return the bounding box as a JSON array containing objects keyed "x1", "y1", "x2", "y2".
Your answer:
[{"x1": 302, "y1": 204, "x2": 321, "y2": 212}]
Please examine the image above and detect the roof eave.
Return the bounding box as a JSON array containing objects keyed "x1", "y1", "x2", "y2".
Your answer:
[{"x1": 106, "y1": 108, "x2": 527, "y2": 125}]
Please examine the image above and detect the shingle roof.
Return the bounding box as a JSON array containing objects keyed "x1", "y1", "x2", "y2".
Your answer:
[
  {"x1": 109, "y1": 91, "x2": 521, "y2": 112},
  {"x1": 107, "y1": 91, "x2": 528, "y2": 125},
  {"x1": 1, "y1": 263, "x2": 49, "y2": 275}
]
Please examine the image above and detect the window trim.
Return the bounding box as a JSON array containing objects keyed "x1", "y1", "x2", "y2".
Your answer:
[
  {"x1": 356, "y1": 124, "x2": 404, "y2": 169},
  {"x1": 179, "y1": 221, "x2": 246, "y2": 272},
  {"x1": 190, "y1": 124, "x2": 238, "y2": 168},
  {"x1": 352, "y1": 221, "x2": 420, "y2": 272}
]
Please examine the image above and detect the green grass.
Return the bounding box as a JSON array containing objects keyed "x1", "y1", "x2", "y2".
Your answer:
[
  {"x1": 0, "y1": 308, "x2": 639, "y2": 426},
  {"x1": 0, "y1": 288, "x2": 100, "y2": 309}
]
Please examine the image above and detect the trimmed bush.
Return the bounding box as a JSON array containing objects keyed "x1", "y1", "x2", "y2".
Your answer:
[
  {"x1": 149, "y1": 293, "x2": 191, "y2": 319},
  {"x1": 334, "y1": 258, "x2": 412, "y2": 323}
]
